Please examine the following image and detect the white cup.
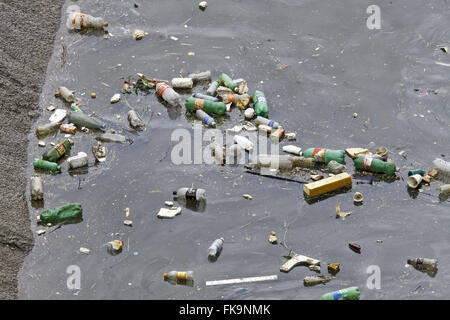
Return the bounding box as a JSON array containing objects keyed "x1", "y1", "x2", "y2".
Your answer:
[{"x1": 407, "y1": 174, "x2": 422, "y2": 188}]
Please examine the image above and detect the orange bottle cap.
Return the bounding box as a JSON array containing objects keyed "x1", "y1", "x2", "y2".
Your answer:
[
  {"x1": 163, "y1": 273, "x2": 167, "y2": 279},
  {"x1": 104, "y1": 22, "x2": 109, "y2": 27}
]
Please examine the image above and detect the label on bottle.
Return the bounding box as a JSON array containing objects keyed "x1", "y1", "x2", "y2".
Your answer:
[
  {"x1": 203, "y1": 116, "x2": 211, "y2": 125},
  {"x1": 194, "y1": 99, "x2": 204, "y2": 110},
  {"x1": 176, "y1": 272, "x2": 187, "y2": 280},
  {"x1": 268, "y1": 120, "x2": 275, "y2": 127},
  {"x1": 362, "y1": 155, "x2": 374, "y2": 171},
  {"x1": 312, "y1": 148, "x2": 326, "y2": 162},
  {"x1": 73, "y1": 13, "x2": 86, "y2": 27},
  {"x1": 257, "y1": 96, "x2": 266, "y2": 104},
  {"x1": 333, "y1": 291, "x2": 342, "y2": 300},
  {"x1": 226, "y1": 94, "x2": 236, "y2": 104},
  {"x1": 55, "y1": 142, "x2": 67, "y2": 157},
  {"x1": 185, "y1": 188, "x2": 197, "y2": 200},
  {"x1": 156, "y1": 83, "x2": 170, "y2": 97}
]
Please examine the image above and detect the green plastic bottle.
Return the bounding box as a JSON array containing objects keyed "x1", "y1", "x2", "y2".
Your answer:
[
  {"x1": 219, "y1": 73, "x2": 238, "y2": 92},
  {"x1": 39, "y1": 203, "x2": 83, "y2": 224},
  {"x1": 33, "y1": 158, "x2": 61, "y2": 172},
  {"x1": 68, "y1": 111, "x2": 105, "y2": 129},
  {"x1": 252, "y1": 90, "x2": 269, "y2": 118},
  {"x1": 42, "y1": 139, "x2": 73, "y2": 163},
  {"x1": 354, "y1": 154, "x2": 396, "y2": 175},
  {"x1": 319, "y1": 287, "x2": 360, "y2": 300},
  {"x1": 185, "y1": 97, "x2": 226, "y2": 115},
  {"x1": 301, "y1": 148, "x2": 346, "y2": 165}
]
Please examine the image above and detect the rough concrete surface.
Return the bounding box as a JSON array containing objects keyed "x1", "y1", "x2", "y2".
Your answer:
[{"x1": 0, "y1": 0, "x2": 63, "y2": 299}]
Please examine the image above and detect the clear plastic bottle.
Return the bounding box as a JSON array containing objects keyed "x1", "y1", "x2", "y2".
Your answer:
[
  {"x1": 195, "y1": 109, "x2": 216, "y2": 127},
  {"x1": 433, "y1": 158, "x2": 450, "y2": 183},
  {"x1": 208, "y1": 238, "x2": 224, "y2": 262},
  {"x1": 155, "y1": 82, "x2": 181, "y2": 106},
  {"x1": 192, "y1": 93, "x2": 220, "y2": 102},
  {"x1": 173, "y1": 187, "x2": 206, "y2": 201},
  {"x1": 66, "y1": 12, "x2": 108, "y2": 30},
  {"x1": 163, "y1": 271, "x2": 194, "y2": 285},
  {"x1": 36, "y1": 122, "x2": 60, "y2": 137},
  {"x1": 255, "y1": 155, "x2": 315, "y2": 169},
  {"x1": 255, "y1": 116, "x2": 280, "y2": 129}
]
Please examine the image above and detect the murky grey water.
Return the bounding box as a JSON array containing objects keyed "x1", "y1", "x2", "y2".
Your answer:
[{"x1": 19, "y1": 0, "x2": 449, "y2": 299}]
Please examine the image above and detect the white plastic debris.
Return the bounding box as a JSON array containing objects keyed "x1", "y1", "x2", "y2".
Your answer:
[
  {"x1": 157, "y1": 207, "x2": 182, "y2": 219},
  {"x1": 234, "y1": 135, "x2": 254, "y2": 151},
  {"x1": 123, "y1": 220, "x2": 133, "y2": 226},
  {"x1": 67, "y1": 152, "x2": 88, "y2": 169},
  {"x1": 110, "y1": 93, "x2": 121, "y2": 103},
  {"x1": 286, "y1": 132, "x2": 296, "y2": 141},
  {"x1": 243, "y1": 194, "x2": 253, "y2": 200},
  {"x1": 205, "y1": 275, "x2": 277, "y2": 287},
  {"x1": 47, "y1": 105, "x2": 56, "y2": 111},
  {"x1": 37, "y1": 230, "x2": 46, "y2": 236},
  {"x1": 244, "y1": 108, "x2": 255, "y2": 120},
  {"x1": 58, "y1": 86, "x2": 75, "y2": 102},
  {"x1": 198, "y1": 1, "x2": 208, "y2": 10},
  {"x1": 282, "y1": 145, "x2": 302, "y2": 155},
  {"x1": 79, "y1": 247, "x2": 91, "y2": 255},
  {"x1": 164, "y1": 201, "x2": 174, "y2": 207},
  {"x1": 280, "y1": 254, "x2": 320, "y2": 272},
  {"x1": 49, "y1": 109, "x2": 67, "y2": 123}
]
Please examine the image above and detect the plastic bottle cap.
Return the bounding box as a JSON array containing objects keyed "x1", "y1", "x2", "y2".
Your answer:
[
  {"x1": 163, "y1": 273, "x2": 167, "y2": 279},
  {"x1": 103, "y1": 22, "x2": 109, "y2": 27},
  {"x1": 172, "y1": 191, "x2": 177, "y2": 195}
]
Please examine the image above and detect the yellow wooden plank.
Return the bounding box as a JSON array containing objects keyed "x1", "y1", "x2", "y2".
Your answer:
[{"x1": 303, "y1": 173, "x2": 352, "y2": 197}]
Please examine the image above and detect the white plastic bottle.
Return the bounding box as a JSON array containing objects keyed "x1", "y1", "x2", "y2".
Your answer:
[
  {"x1": 30, "y1": 176, "x2": 44, "y2": 201},
  {"x1": 66, "y1": 12, "x2": 108, "y2": 30},
  {"x1": 155, "y1": 82, "x2": 181, "y2": 106},
  {"x1": 233, "y1": 135, "x2": 253, "y2": 151}
]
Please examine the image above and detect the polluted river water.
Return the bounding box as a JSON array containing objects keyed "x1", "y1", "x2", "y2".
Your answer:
[{"x1": 19, "y1": 0, "x2": 449, "y2": 299}]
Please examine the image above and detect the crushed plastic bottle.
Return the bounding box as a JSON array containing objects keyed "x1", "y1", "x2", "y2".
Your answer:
[
  {"x1": 30, "y1": 176, "x2": 44, "y2": 201},
  {"x1": 155, "y1": 82, "x2": 181, "y2": 106},
  {"x1": 39, "y1": 203, "x2": 82, "y2": 224},
  {"x1": 188, "y1": 70, "x2": 211, "y2": 83},
  {"x1": 195, "y1": 109, "x2": 216, "y2": 128},
  {"x1": 327, "y1": 160, "x2": 346, "y2": 174},
  {"x1": 66, "y1": 12, "x2": 108, "y2": 30},
  {"x1": 33, "y1": 159, "x2": 61, "y2": 172},
  {"x1": 67, "y1": 152, "x2": 88, "y2": 169},
  {"x1": 97, "y1": 133, "x2": 129, "y2": 144},
  {"x1": 36, "y1": 122, "x2": 60, "y2": 137},
  {"x1": 208, "y1": 238, "x2": 224, "y2": 262}
]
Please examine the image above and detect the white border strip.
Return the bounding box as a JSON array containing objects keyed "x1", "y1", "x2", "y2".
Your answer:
[{"x1": 206, "y1": 275, "x2": 278, "y2": 287}]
